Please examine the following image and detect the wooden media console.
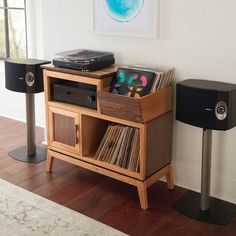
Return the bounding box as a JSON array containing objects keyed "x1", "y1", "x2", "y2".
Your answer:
[{"x1": 43, "y1": 65, "x2": 174, "y2": 209}]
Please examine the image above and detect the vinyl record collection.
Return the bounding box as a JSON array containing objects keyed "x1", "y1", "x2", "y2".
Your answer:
[
  {"x1": 149, "y1": 67, "x2": 174, "y2": 92},
  {"x1": 95, "y1": 124, "x2": 140, "y2": 172},
  {"x1": 130, "y1": 65, "x2": 175, "y2": 93},
  {"x1": 111, "y1": 65, "x2": 174, "y2": 98}
]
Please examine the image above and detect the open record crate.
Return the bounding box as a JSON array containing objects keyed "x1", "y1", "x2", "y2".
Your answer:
[{"x1": 97, "y1": 86, "x2": 172, "y2": 123}]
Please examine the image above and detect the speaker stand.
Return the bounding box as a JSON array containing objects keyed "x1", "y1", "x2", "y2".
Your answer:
[
  {"x1": 8, "y1": 94, "x2": 47, "y2": 163},
  {"x1": 173, "y1": 129, "x2": 236, "y2": 225}
]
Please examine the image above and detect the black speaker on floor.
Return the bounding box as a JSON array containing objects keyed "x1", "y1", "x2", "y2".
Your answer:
[
  {"x1": 176, "y1": 79, "x2": 236, "y2": 130},
  {"x1": 174, "y1": 79, "x2": 236, "y2": 225},
  {"x1": 5, "y1": 58, "x2": 50, "y2": 163}
]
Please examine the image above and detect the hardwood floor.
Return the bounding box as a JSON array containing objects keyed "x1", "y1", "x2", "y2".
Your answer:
[{"x1": 0, "y1": 116, "x2": 235, "y2": 235}]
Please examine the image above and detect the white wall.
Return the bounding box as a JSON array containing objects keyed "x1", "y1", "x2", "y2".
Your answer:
[
  {"x1": 1, "y1": 0, "x2": 236, "y2": 203},
  {"x1": 0, "y1": 0, "x2": 46, "y2": 127}
]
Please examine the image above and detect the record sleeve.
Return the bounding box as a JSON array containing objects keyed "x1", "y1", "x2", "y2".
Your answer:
[{"x1": 110, "y1": 67, "x2": 156, "y2": 98}]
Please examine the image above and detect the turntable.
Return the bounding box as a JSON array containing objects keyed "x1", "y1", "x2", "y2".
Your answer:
[{"x1": 52, "y1": 49, "x2": 115, "y2": 71}]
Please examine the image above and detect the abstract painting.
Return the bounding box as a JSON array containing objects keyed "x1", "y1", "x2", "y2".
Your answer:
[
  {"x1": 103, "y1": 0, "x2": 144, "y2": 22},
  {"x1": 93, "y1": 0, "x2": 159, "y2": 38}
]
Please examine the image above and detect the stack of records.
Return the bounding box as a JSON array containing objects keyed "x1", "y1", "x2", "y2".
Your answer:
[
  {"x1": 110, "y1": 65, "x2": 174, "y2": 97},
  {"x1": 52, "y1": 49, "x2": 115, "y2": 71},
  {"x1": 95, "y1": 124, "x2": 140, "y2": 172},
  {"x1": 127, "y1": 65, "x2": 175, "y2": 92}
]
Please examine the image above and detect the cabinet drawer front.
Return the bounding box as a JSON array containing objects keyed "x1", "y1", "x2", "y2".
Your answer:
[{"x1": 48, "y1": 106, "x2": 80, "y2": 154}]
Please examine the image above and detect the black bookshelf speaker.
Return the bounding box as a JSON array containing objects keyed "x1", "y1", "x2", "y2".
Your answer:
[
  {"x1": 176, "y1": 79, "x2": 236, "y2": 131},
  {"x1": 5, "y1": 58, "x2": 50, "y2": 94}
]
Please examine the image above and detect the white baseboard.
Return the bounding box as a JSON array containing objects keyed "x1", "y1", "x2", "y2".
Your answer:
[
  {"x1": 0, "y1": 113, "x2": 45, "y2": 128},
  {"x1": 172, "y1": 162, "x2": 236, "y2": 204},
  {"x1": 0, "y1": 114, "x2": 47, "y2": 145},
  {"x1": 42, "y1": 141, "x2": 48, "y2": 145}
]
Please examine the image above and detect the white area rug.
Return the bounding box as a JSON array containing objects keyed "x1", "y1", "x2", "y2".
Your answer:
[{"x1": 0, "y1": 178, "x2": 127, "y2": 236}]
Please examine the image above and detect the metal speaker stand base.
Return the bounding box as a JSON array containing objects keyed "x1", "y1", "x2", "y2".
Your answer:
[
  {"x1": 173, "y1": 190, "x2": 236, "y2": 225},
  {"x1": 8, "y1": 145, "x2": 47, "y2": 163},
  {"x1": 8, "y1": 94, "x2": 47, "y2": 163},
  {"x1": 173, "y1": 129, "x2": 236, "y2": 225}
]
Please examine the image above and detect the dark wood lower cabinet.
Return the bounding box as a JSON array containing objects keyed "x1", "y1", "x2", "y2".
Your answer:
[{"x1": 53, "y1": 113, "x2": 77, "y2": 146}]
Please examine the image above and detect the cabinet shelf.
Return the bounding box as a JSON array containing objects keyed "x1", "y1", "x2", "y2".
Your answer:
[
  {"x1": 43, "y1": 64, "x2": 174, "y2": 209},
  {"x1": 48, "y1": 145, "x2": 142, "y2": 179},
  {"x1": 76, "y1": 155, "x2": 142, "y2": 179}
]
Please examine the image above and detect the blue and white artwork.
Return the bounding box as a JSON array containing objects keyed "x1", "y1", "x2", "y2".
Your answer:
[
  {"x1": 93, "y1": 0, "x2": 159, "y2": 39},
  {"x1": 103, "y1": 0, "x2": 144, "y2": 22}
]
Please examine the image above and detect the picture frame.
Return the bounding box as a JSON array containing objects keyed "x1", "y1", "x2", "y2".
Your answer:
[{"x1": 93, "y1": 0, "x2": 160, "y2": 39}]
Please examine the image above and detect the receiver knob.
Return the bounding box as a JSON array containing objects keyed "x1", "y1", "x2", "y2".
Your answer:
[{"x1": 87, "y1": 95, "x2": 96, "y2": 103}]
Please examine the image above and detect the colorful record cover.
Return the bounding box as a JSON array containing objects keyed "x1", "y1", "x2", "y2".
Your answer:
[{"x1": 111, "y1": 67, "x2": 156, "y2": 97}]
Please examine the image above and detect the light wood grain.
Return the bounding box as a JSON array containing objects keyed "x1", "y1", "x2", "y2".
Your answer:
[
  {"x1": 48, "y1": 145, "x2": 142, "y2": 180},
  {"x1": 48, "y1": 101, "x2": 143, "y2": 129},
  {"x1": 41, "y1": 64, "x2": 117, "y2": 79},
  {"x1": 43, "y1": 70, "x2": 102, "y2": 86},
  {"x1": 45, "y1": 150, "x2": 54, "y2": 172},
  {"x1": 48, "y1": 150, "x2": 139, "y2": 186},
  {"x1": 141, "y1": 86, "x2": 172, "y2": 122},
  {"x1": 47, "y1": 149, "x2": 172, "y2": 209},
  {"x1": 139, "y1": 125, "x2": 147, "y2": 179},
  {"x1": 137, "y1": 182, "x2": 148, "y2": 210},
  {"x1": 145, "y1": 164, "x2": 171, "y2": 188},
  {"x1": 43, "y1": 67, "x2": 174, "y2": 209}
]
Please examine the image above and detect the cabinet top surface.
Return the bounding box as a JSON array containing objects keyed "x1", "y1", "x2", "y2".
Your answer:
[{"x1": 41, "y1": 64, "x2": 117, "y2": 79}]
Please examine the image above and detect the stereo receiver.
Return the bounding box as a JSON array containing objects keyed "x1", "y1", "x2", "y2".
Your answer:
[{"x1": 52, "y1": 81, "x2": 97, "y2": 109}]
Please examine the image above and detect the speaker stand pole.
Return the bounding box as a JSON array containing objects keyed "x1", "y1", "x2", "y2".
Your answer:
[
  {"x1": 173, "y1": 128, "x2": 236, "y2": 225},
  {"x1": 8, "y1": 93, "x2": 47, "y2": 163},
  {"x1": 26, "y1": 93, "x2": 36, "y2": 156},
  {"x1": 201, "y1": 128, "x2": 212, "y2": 211}
]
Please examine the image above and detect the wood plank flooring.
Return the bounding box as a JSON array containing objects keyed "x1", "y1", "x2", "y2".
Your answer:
[{"x1": 0, "y1": 116, "x2": 235, "y2": 235}]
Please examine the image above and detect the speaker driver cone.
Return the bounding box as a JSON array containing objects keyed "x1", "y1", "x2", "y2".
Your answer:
[
  {"x1": 215, "y1": 101, "x2": 227, "y2": 120},
  {"x1": 25, "y1": 72, "x2": 35, "y2": 87}
]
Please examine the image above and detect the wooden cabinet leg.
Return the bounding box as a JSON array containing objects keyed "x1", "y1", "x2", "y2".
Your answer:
[
  {"x1": 137, "y1": 182, "x2": 148, "y2": 210},
  {"x1": 166, "y1": 164, "x2": 174, "y2": 189},
  {"x1": 46, "y1": 151, "x2": 54, "y2": 172}
]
